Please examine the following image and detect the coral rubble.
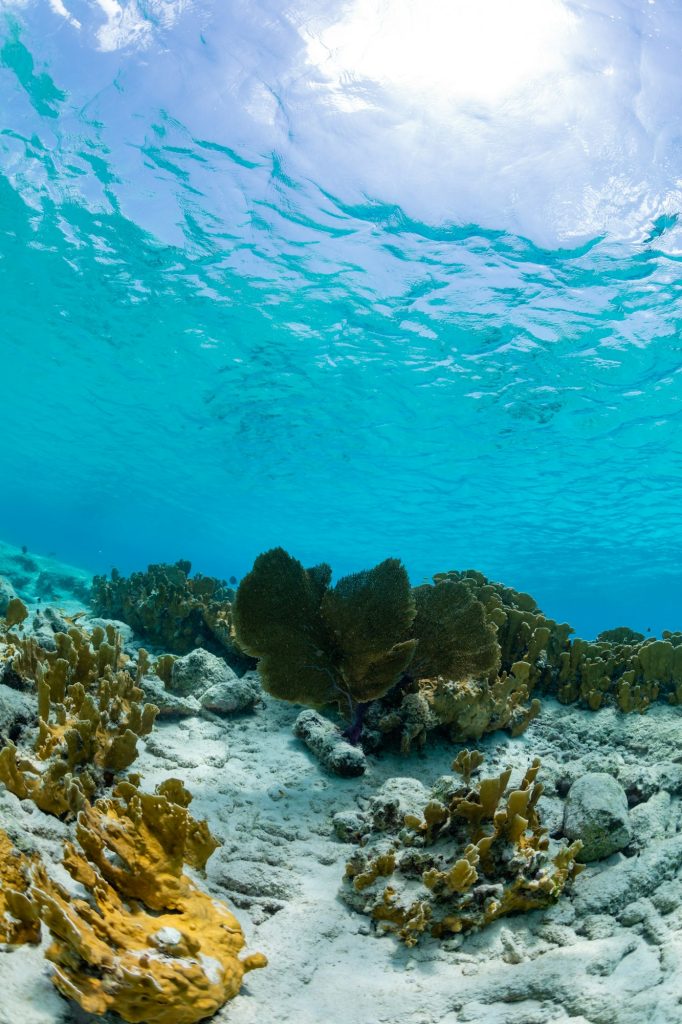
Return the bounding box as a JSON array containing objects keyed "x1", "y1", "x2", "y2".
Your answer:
[{"x1": 293, "y1": 709, "x2": 368, "y2": 777}]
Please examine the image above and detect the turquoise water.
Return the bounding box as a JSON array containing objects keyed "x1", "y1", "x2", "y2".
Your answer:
[{"x1": 2, "y1": 1, "x2": 682, "y2": 638}]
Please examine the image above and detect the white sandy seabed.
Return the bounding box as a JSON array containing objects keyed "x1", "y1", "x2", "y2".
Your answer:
[{"x1": 0, "y1": 550, "x2": 681, "y2": 1024}]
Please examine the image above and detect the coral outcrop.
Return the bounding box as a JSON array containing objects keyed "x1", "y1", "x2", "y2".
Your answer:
[
  {"x1": 91, "y1": 561, "x2": 252, "y2": 672},
  {"x1": 30, "y1": 776, "x2": 267, "y2": 1023},
  {"x1": 365, "y1": 668, "x2": 541, "y2": 752},
  {"x1": 422, "y1": 571, "x2": 682, "y2": 715},
  {"x1": 553, "y1": 631, "x2": 682, "y2": 711},
  {"x1": 342, "y1": 754, "x2": 583, "y2": 945}
]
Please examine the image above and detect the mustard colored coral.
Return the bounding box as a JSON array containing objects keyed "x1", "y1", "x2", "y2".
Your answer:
[
  {"x1": 0, "y1": 622, "x2": 158, "y2": 817},
  {"x1": 31, "y1": 777, "x2": 266, "y2": 1023},
  {"x1": 0, "y1": 828, "x2": 40, "y2": 945}
]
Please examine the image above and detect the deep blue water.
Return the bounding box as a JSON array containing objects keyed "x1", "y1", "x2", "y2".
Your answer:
[{"x1": 2, "y1": 0, "x2": 682, "y2": 638}]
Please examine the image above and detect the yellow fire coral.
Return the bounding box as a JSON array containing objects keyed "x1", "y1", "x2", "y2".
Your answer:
[
  {"x1": 0, "y1": 828, "x2": 40, "y2": 945},
  {"x1": 342, "y1": 754, "x2": 582, "y2": 946},
  {"x1": 0, "y1": 623, "x2": 158, "y2": 817},
  {"x1": 31, "y1": 776, "x2": 266, "y2": 1023}
]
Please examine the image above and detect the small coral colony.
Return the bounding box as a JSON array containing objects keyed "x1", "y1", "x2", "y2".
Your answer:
[{"x1": 1, "y1": 549, "x2": 681, "y2": 1021}]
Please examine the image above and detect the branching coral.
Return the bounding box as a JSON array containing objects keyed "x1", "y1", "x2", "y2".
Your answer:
[
  {"x1": 91, "y1": 561, "x2": 251, "y2": 671},
  {"x1": 554, "y1": 631, "x2": 682, "y2": 711},
  {"x1": 0, "y1": 623, "x2": 158, "y2": 817},
  {"x1": 342, "y1": 754, "x2": 583, "y2": 946},
  {"x1": 30, "y1": 776, "x2": 266, "y2": 1023},
  {"x1": 425, "y1": 572, "x2": 682, "y2": 714}
]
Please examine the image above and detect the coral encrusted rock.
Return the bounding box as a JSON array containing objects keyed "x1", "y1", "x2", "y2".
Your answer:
[{"x1": 342, "y1": 754, "x2": 583, "y2": 945}]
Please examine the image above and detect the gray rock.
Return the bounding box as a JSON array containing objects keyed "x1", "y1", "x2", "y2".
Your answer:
[
  {"x1": 25, "y1": 607, "x2": 71, "y2": 651},
  {"x1": 628, "y1": 790, "x2": 674, "y2": 852},
  {"x1": 140, "y1": 674, "x2": 201, "y2": 716},
  {"x1": 85, "y1": 617, "x2": 135, "y2": 647},
  {"x1": 572, "y1": 832, "x2": 682, "y2": 916},
  {"x1": 332, "y1": 809, "x2": 366, "y2": 842},
  {"x1": 169, "y1": 647, "x2": 237, "y2": 697},
  {"x1": 293, "y1": 709, "x2": 367, "y2": 777},
  {"x1": 564, "y1": 772, "x2": 631, "y2": 861},
  {"x1": 214, "y1": 857, "x2": 299, "y2": 901},
  {"x1": 200, "y1": 669, "x2": 261, "y2": 715},
  {"x1": 0, "y1": 577, "x2": 17, "y2": 616},
  {"x1": 0, "y1": 684, "x2": 34, "y2": 739}
]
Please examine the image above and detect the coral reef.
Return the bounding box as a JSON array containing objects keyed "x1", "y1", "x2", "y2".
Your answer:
[
  {"x1": 420, "y1": 571, "x2": 682, "y2": 715},
  {"x1": 30, "y1": 776, "x2": 267, "y2": 1023},
  {"x1": 553, "y1": 631, "x2": 682, "y2": 711},
  {"x1": 91, "y1": 561, "x2": 252, "y2": 672},
  {"x1": 234, "y1": 548, "x2": 417, "y2": 717},
  {"x1": 0, "y1": 622, "x2": 158, "y2": 817},
  {"x1": 342, "y1": 754, "x2": 583, "y2": 946},
  {"x1": 0, "y1": 827, "x2": 40, "y2": 945},
  {"x1": 235, "y1": 555, "x2": 547, "y2": 751}
]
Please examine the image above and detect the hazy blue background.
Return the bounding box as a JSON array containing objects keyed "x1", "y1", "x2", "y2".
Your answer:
[{"x1": 1, "y1": 0, "x2": 682, "y2": 637}]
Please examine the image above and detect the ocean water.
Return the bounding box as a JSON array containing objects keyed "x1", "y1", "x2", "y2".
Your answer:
[{"x1": 2, "y1": 0, "x2": 682, "y2": 639}]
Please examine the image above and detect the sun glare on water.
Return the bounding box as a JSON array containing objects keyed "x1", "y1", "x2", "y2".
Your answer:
[{"x1": 305, "y1": 0, "x2": 578, "y2": 108}]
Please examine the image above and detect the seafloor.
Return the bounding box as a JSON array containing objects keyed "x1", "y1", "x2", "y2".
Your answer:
[{"x1": 0, "y1": 542, "x2": 681, "y2": 1024}]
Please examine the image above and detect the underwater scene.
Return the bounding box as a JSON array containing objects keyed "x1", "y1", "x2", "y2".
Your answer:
[{"x1": 1, "y1": 1, "x2": 682, "y2": 1022}]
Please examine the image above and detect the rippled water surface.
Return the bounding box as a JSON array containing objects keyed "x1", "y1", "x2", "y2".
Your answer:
[{"x1": 2, "y1": 0, "x2": 682, "y2": 636}]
